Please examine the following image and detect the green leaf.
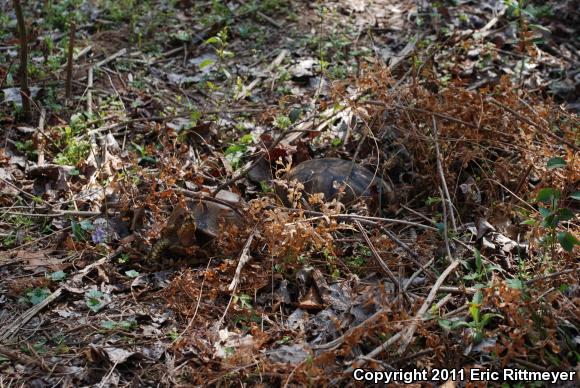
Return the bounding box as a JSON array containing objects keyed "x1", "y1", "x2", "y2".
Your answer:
[
  {"x1": 86, "y1": 290, "x2": 104, "y2": 312},
  {"x1": 536, "y1": 188, "x2": 560, "y2": 203},
  {"x1": 558, "y1": 283, "x2": 570, "y2": 293},
  {"x1": 71, "y1": 220, "x2": 87, "y2": 241},
  {"x1": 439, "y1": 319, "x2": 469, "y2": 331},
  {"x1": 546, "y1": 157, "x2": 566, "y2": 170},
  {"x1": 470, "y1": 291, "x2": 483, "y2": 323},
  {"x1": 463, "y1": 272, "x2": 480, "y2": 281},
  {"x1": 521, "y1": 219, "x2": 537, "y2": 226},
  {"x1": 541, "y1": 213, "x2": 558, "y2": 228},
  {"x1": 118, "y1": 253, "x2": 129, "y2": 264},
  {"x1": 570, "y1": 192, "x2": 580, "y2": 201},
  {"x1": 50, "y1": 271, "x2": 66, "y2": 281},
  {"x1": 27, "y1": 288, "x2": 50, "y2": 305},
  {"x1": 125, "y1": 270, "x2": 140, "y2": 278},
  {"x1": 87, "y1": 298, "x2": 104, "y2": 313},
  {"x1": 225, "y1": 144, "x2": 246, "y2": 155},
  {"x1": 101, "y1": 321, "x2": 116, "y2": 330},
  {"x1": 506, "y1": 278, "x2": 524, "y2": 290},
  {"x1": 79, "y1": 219, "x2": 94, "y2": 231},
  {"x1": 538, "y1": 206, "x2": 552, "y2": 218},
  {"x1": 472, "y1": 290, "x2": 483, "y2": 305},
  {"x1": 529, "y1": 23, "x2": 552, "y2": 34},
  {"x1": 205, "y1": 36, "x2": 222, "y2": 45},
  {"x1": 556, "y1": 208, "x2": 574, "y2": 222},
  {"x1": 239, "y1": 133, "x2": 253, "y2": 144},
  {"x1": 289, "y1": 108, "x2": 302, "y2": 123},
  {"x1": 469, "y1": 304, "x2": 480, "y2": 323},
  {"x1": 198, "y1": 58, "x2": 214, "y2": 69},
  {"x1": 118, "y1": 320, "x2": 135, "y2": 330},
  {"x1": 425, "y1": 196, "x2": 442, "y2": 206},
  {"x1": 474, "y1": 248, "x2": 482, "y2": 272},
  {"x1": 557, "y1": 232, "x2": 579, "y2": 252},
  {"x1": 438, "y1": 319, "x2": 452, "y2": 330},
  {"x1": 481, "y1": 313, "x2": 503, "y2": 326},
  {"x1": 486, "y1": 264, "x2": 504, "y2": 273}
]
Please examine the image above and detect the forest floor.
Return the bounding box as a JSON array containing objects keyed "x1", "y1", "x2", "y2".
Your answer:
[{"x1": 0, "y1": 0, "x2": 578, "y2": 386}]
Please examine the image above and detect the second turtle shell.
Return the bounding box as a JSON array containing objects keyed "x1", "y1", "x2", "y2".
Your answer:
[{"x1": 279, "y1": 158, "x2": 394, "y2": 206}]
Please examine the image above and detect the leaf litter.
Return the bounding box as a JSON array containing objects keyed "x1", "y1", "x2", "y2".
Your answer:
[{"x1": 0, "y1": 0, "x2": 578, "y2": 386}]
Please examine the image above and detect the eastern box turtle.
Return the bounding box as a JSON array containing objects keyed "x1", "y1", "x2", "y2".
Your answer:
[
  {"x1": 278, "y1": 158, "x2": 394, "y2": 207},
  {"x1": 148, "y1": 195, "x2": 245, "y2": 261}
]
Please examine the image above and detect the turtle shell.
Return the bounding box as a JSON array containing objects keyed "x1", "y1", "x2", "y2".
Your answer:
[
  {"x1": 160, "y1": 198, "x2": 244, "y2": 250},
  {"x1": 190, "y1": 200, "x2": 244, "y2": 240},
  {"x1": 279, "y1": 158, "x2": 394, "y2": 206}
]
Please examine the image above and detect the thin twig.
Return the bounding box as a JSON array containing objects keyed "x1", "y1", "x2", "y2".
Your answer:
[
  {"x1": 367, "y1": 101, "x2": 477, "y2": 128},
  {"x1": 488, "y1": 97, "x2": 579, "y2": 151},
  {"x1": 87, "y1": 67, "x2": 93, "y2": 115},
  {"x1": 439, "y1": 186, "x2": 454, "y2": 262},
  {"x1": 36, "y1": 109, "x2": 46, "y2": 166},
  {"x1": 1, "y1": 210, "x2": 101, "y2": 217},
  {"x1": 171, "y1": 258, "x2": 213, "y2": 347},
  {"x1": 340, "y1": 261, "x2": 460, "y2": 373},
  {"x1": 234, "y1": 49, "x2": 287, "y2": 100},
  {"x1": 228, "y1": 228, "x2": 257, "y2": 291},
  {"x1": 293, "y1": 208, "x2": 438, "y2": 231},
  {"x1": 380, "y1": 226, "x2": 436, "y2": 280},
  {"x1": 432, "y1": 115, "x2": 457, "y2": 233},
  {"x1": 0, "y1": 345, "x2": 69, "y2": 373},
  {"x1": 355, "y1": 220, "x2": 406, "y2": 298},
  {"x1": 525, "y1": 266, "x2": 580, "y2": 286}
]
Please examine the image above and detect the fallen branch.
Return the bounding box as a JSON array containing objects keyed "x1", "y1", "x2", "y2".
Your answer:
[
  {"x1": 396, "y1": 259, "x2": 460, "y2": 354},
  {"x1": 341, "y1": 259, "x2": 460, "y2": 373},
  {"x1": 228, "y1": 228, "x2": 257, "y2": 291}
]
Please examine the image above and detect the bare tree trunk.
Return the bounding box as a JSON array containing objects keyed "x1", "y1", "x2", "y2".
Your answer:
[
  {"x1": 65, "y1": 22, "x2": 76, "y2": 100},
  {"x1": 12, "y1": 0, "x2": 31, "y2": 122}
]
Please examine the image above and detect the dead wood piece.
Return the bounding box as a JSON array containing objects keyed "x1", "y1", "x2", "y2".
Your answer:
[
  {"x1": 228, "y1": 228, "x2": 257, "y2": 291},
  {"x1": 341, "y1": 259, "x2": 460, "y2": 374},
  {"x1": 396, "y1": 259, "x2": 460, "y2": 354},
  {"x1": 36, "y1": 108, "x2": 47, "y2": 166}
]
